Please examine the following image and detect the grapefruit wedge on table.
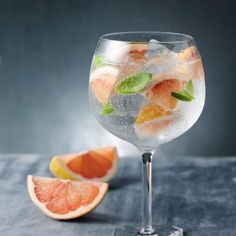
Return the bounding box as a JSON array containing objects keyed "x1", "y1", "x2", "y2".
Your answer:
[
  {"x1": 50, "y1": 147, "x2": 118, "y2": 182},
  {"x1": 27, "y1": 175, "x2": 108, "y2": 219}
]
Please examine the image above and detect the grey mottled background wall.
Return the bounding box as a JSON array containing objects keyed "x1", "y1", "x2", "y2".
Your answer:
[{"x1": 0, "y1": 0, "x2": 235, "y2": 157}]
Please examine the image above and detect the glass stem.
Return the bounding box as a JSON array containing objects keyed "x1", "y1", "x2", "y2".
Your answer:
[{"x1": 139, "y1": 152, "x2": 155, "y2": 235}]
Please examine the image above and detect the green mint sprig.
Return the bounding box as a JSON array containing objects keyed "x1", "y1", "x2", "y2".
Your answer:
[
  {"x1": 115, "y1": 73, "x2": 153, "y2": 95},
  {"x1": 101, "y1": 103, "x2": 114, "y2": 115},
  {"x1": 171, "y1": 80, "x2": 195, "y2": 102}
]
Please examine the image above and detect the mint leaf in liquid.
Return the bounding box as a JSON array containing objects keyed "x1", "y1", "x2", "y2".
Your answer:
[
  {"x1": 171, "y1": 80, "x2": 195, "y2": 102},
  {"x1": 115, "y1": 73, "x2": 153, "y2": 95},
  {"x1": 92, "y1": 55, "x2": 105, "y2": 68},
  {"x1": 185, "y1": 80, "x2": 194, "y2": 97},
  {"x1": 101, "y1": 103, "x2": 114, "y2": 115}
]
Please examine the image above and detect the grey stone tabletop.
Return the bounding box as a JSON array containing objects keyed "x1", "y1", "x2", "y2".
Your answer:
[{"x1": 0, "y1": 154, "x2": 236, "y2": 236}]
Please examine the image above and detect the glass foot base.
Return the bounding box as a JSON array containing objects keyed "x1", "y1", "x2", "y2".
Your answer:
[{"x1": 113, "y1": 225, "x2": 183, "y2": 236}]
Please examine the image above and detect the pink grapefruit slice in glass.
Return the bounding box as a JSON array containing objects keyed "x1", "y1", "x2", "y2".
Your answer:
[
  {"x1": 177, "y1": 46, "x2": 204, "y2": 80},
  {"x1": 90, "y1": 66, "x2": 119, "y2": 104},
  {"x1": 143, "y1": 75, "x2": 186, "y2": 110},
  {"x1": 134, "y1": 103, "x2": 173, "y2": 138},
  {"x1": 104, "y1": 43, "x2": 148, "y2": 64}
]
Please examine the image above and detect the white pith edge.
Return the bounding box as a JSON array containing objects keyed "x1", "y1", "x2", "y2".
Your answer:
[
  {"x1": 27, "y1": 175, "x2": 108, "y2": 220},
  {"x1": 53, "y1": 147, "x2": 118, "y2": 182},
  {"x1": 90, "y1": 66, "x2": 119, "y2": 82}
]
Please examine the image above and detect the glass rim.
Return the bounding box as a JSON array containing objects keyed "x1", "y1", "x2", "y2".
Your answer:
[{"x1": 100, "y1": 31, "x2": 194, "y2": 44}]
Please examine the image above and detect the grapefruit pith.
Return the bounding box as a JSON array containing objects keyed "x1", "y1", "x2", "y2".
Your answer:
[
  {"x1": 50, "y1": 147, "x2": 118, "y2": 182},
  {"x1": 27, "y1": 175, "x2": 108, "y2": 220}
]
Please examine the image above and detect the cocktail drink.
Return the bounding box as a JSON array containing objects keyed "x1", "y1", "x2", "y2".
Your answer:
[
  {"x1": 89, "y1": 35, "x2": 204, "y2": 150},
  {"x1": 89, "y1": 32, "x2": 205, "y2": 236}
]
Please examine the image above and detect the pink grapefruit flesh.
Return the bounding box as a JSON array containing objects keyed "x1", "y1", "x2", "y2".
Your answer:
[
  {"x1": 90, "y1": 66, "x2": 119, "y2": 104},
  {"x1": 135, "y1": 103, "x2": 173, "y2": 138},
  {"x1": 50, "y1": 147, "x2": 118, "y2": 182},
  {"x1": 177, "y1": 46, "x2": 204, "y2": 80},
  {"x1": 144, "y1": 76, "x2": 186, "y2": 110},
  {"x1": 27, "y1": 175, "x2": 108, "y2": 220}
]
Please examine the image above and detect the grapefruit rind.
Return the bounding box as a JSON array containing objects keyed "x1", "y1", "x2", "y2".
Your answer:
[
  {"x1": 49, "y1": 157, "x2": 76, "y2": 180},
  {"x1": 27, "y1": 175, "x2": 108, "y2": 220},
  {"x1": 49, "y1": 147, "x2": 118, "y2": 182}
]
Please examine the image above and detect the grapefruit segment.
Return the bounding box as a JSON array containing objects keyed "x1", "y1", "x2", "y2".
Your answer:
[
  {"x1": 27, "y1": 175, "x2": 108, "y2": 220},
  {"x1": 50, "y1": 147, "x2": 118, "y2": 182},
  {"x1": 177, "y1": 46, "x2": 204, "y2": 80},
  {"x1": 143, "y1": 75, "x2": 186, "y2": 110},
  {"x1": 128, "y1": 44, "x2": 148, "y2": 61},
  {"x1": 135, "y1": 103, "x2": 173, "y2": 138},
  {"x1": 135, "y1": 103, "x2": 172, "y2": 125},
  {"x1": 106, "y1": 43, "x2": 148, "y2": 63},
  {"x1": 90, "y1": 66, "x2": 119, "y2": 104},
  {"x1": 178, "y1": 46, "x2": 199, "y2": 62}
]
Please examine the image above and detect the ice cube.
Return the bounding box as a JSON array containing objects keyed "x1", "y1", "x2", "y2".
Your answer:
[
  {"x1": 147, "y1": 39, "x2": 169, "y2": 58},
  {"x1": 144, "y1": 39, "x2": 178, "y2": 75},
  {"x1": 98, "y1": 94, "x2": 145, "y2": 127}
]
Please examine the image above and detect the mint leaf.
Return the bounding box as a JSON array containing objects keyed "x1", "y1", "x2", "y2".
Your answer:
[
  {"x1": 115, "y1": 73, "x2": 153, "y2": 95},
  {"x1": 101, "y1": 103, "x2": 114, "y2": 115},
  {"x1": 185, "y1": 80, "x2": 194, "y2": 97},
  {"x1": 171, "y1": 80, "x2": 195, "y2": 102},
  {"x1": 92, "y1": 55, "x2": 105, "y2": 68},
  {"x1": 171, "y1": 91, "x2": 193, "y2": 101}
]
